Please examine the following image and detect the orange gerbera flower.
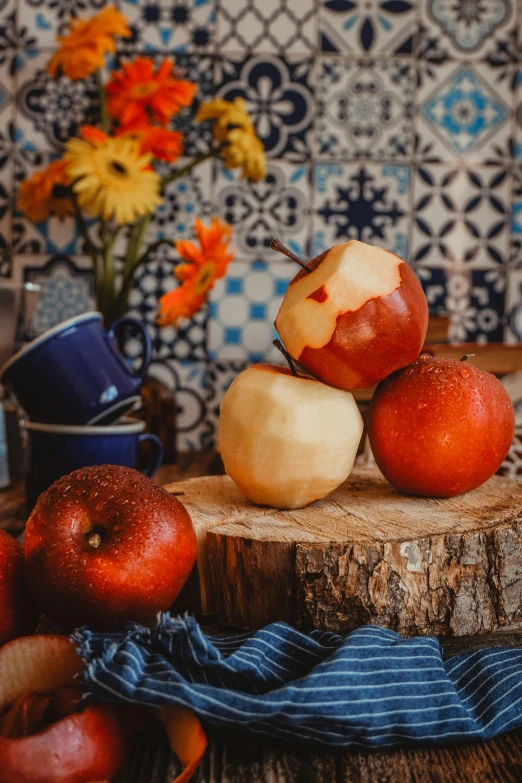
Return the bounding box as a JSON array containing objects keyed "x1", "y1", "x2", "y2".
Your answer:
[
  {"x1": 106, "y1": 57, "x2": 197, "y2": 127},
  {"x1": 17, "y1": 160, "x2": 74, "y2": 223},
  {"x1": 48, "y1": 7, "x2": 130, "y2": 81},
  {"x1": 158, "y1": 218, "x2": 234, "y2": 327},
  {"x1": 80, "y1": 123, "x2": 183, "y2": 163},
  {"x1": 116, "y1": 122, "x2": 183, "y2": 163}
]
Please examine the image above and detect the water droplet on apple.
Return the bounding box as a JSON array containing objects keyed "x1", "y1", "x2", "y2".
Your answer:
[{"x1": 459, "y1": 368, "x2": 470, "y2": 379}]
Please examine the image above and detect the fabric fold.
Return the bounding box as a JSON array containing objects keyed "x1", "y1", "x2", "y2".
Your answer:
[{"x1": 73, "y1": 615, "x2": 522, "y2": 749}]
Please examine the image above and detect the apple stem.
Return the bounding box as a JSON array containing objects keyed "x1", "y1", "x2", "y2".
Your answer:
[
  {"x1": 273, "y1": 339, "x2": 297, "y2": 377},
  {"x1": 270, "y1": 239, "x2": 311, "y2": 273},
  {"x1": 88, "y1": 533, "x2": 102, "y2": 549},
  {"x1": 460, "y1": 354, "x2": 476, "y2": 362}
]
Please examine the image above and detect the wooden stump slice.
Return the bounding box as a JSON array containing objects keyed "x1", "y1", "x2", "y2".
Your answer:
[{"x1": 166, "y1": 468, "x2": 522, "y2": 637}]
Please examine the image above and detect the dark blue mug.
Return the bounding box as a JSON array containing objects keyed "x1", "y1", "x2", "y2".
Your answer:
[
  {"x1": 24, "y1": 417, "x2": 163, "y2": 510},
  {"x1": 0, "y1": 312, "x2": 151, "y2": 425}
]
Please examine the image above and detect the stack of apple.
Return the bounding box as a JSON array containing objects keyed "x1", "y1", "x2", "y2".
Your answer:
[{"x1": 218, "y1": 239, "x2": 515, "y2": 508}]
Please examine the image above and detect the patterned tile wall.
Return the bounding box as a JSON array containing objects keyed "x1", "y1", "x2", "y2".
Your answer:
[{"x1": 1, "y1": 0, "x2": 522, "y2": 450}]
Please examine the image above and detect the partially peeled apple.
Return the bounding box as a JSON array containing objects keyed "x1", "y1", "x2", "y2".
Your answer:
[
  {"x1": 218, "y1": 362, "x2": 364, "y2": 509},
  {"x1": 274, "y1": 239, "x2": 428, "y2": 390}
]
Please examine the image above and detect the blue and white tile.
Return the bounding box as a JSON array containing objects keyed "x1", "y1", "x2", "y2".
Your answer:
[
  {"x1": 17, "y1": 0, "x2": 112, "y2": 49},
  {"x1": 316, "y1": 58, "x2": 414, "y2": 160},
  {"x1": 312, "y1": 162, "x2": 410, "y2": 258},
  {"x1": 417, "y1": 61, "x2": 513, "y2": 164},
  {"x1": 127, "y1": 243, "x2": 208, "y2": 361},
  {"x1": 11, "y1": 253, "x2": 94, "y2": 337},
  {"x1": 205, "y1": 358, "x2": 248, "y2": 448},
  {"x1": 416, "y1": 266, "x2": 449, "y2": 313},
  {"x1": 215, "y1": 55, "x2": 313, "y2": 160},
  {"x1": 412, "y1": 165, "x2": 510, "y2": 269},
  {"x1": 146, "y1": 358, "x2": 208, "y2": 451},
  {"x1": 511, "y1": 167, "x2": 522, "y2": 268},
  {"x1": 216, "y1": 0, "x2": 316, "y2": 55},
  {"x1": 468, "y1": 268, "x2": 506, "y2": 342},
  {"x1": 319, "y1": 0, "x2": 417, "y2": 55},
  {"x1": 118, "y1": 0, "x2": 215, "y2": 52},
  {"x1": 13, "y1": 149, "x2": 79, "y2": 254},
  {"x1": 15, "y1": 50, "x2": 99, "y2": 151},
  {"x1": 214, "y1": 160, "x2": 310, "y2": 262},
  {"x1": 420, "y1": 0, "x2": 515, "y2": 60},
  {"x1": 170, "y1": 53, "x2": 215, "y2": 156},
  {"x1": 146, "y1": 157, "x2": 213, "y2": 245},
  {"x1": 506, "y1": 270, "x2": 522, "y2": 342},
  {"x1": 0, "y1": 0, "x2": 16, "y2": 31},
  {"x1": 208, "y1": 259, "x2": 293, "y2": 362}
]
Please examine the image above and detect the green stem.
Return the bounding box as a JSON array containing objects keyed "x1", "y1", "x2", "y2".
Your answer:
[
  {"x1": 116, "y1": 214, "x2": 152, "y2": 316},
  {"x1": 96, "y1": 70, "x2": 110, "y2": 134},
  {"x1": 160, "y1": 149, "x2": 218, "y2": 191},
  {"x1": 101, "y1": 221, "x2": 116, "y2": 325},
  {"x1": 70, "y1": 189, "x2": 102, "y2": 309}
]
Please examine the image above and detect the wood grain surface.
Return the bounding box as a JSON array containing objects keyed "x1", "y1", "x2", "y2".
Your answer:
[{"x1": 167, "y1": 469, "x2": 522, "y2": 636}]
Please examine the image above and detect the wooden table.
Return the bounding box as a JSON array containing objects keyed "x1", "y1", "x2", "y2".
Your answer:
[{"x1": 3, "y1": 454, "x2": 522, "y2": 783}]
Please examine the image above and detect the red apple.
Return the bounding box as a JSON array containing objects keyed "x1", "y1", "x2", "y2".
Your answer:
[
  {"x1": 367, "y1": 355, "x2": 515, "y2": 497},
  {"x1": 24, "y1": 465, "x2": 198, "y2": 630},
  {"x1": 0, "y1": 532, "x2": 37, "y2": 647},
  {"x1": 274, "y1": 240, "x2": 428, "y2": 390},
  {"x1": 0, "y1": 702, "x2": 128, "y2": 783}
]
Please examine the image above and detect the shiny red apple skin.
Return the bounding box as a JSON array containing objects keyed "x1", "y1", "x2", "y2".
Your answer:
[
  {"x1": 275, "y1": 242, "x2": 429, "y2": 390},
  {"x1": 24, "y1": 465, "x2": 198, "y2": 630},
  {"x1": 0, "y1": 704, "x2": 128, "y2": 783},
  {"x1": 0, "y1": 532, "x2": 37, "y2": 647},
  {"x1": 368, "y1": 355, "x2": 515, "y2": 497}
]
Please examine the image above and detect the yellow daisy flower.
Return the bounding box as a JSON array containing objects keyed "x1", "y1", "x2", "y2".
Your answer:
[
  {"x1": 65, "y1": 135, "x2": 162, "y2": 225},
  {"x1": 222, "y1": 127, "x2": 266, "y2": 182},
  {"x1": 196, "y1": 97, "x2": 266, "y2": 181},
  {"x1": 196, "y1": 97, "x2": 254, "y2": 142}
]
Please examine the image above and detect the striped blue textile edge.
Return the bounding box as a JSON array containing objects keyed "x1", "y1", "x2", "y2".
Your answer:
[{"x1": 73, "y1": 614, "x2": 522, "y2": 750}]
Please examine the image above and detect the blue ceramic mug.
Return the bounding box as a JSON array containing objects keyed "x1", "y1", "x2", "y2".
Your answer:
[
  {"x1": 24, "y1": 417, "x2": 163, "y2": 510},
  {"x1": 0, "y1": 312, "x2": 151, "y2": 425}
]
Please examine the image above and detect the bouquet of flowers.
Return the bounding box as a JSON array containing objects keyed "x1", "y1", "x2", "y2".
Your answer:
[{"x1": 16, "y1": 7, "x2": 266, "y2": 328}]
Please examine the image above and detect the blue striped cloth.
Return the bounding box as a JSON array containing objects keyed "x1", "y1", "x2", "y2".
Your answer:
[{"x1": 73, "y1": 614, "x2": 522, "y2": 749}]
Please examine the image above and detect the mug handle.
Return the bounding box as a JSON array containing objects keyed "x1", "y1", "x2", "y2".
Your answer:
[
  {"x1": 138, "y1": 433, "x2": 164, "y2": 478},
  {"x1": 108, "y1": 316, "x2": 152, "y2": 380}
]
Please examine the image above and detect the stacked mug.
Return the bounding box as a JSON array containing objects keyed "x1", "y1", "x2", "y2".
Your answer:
[{"x1": 0, "y1": 312, "x2": 163, "y2": 510}]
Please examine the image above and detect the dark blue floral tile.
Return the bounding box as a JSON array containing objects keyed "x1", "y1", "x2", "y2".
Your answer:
[
  {"x1": 416, "y1": 266, "x2": 448, "y2": 313},
  {"x1": 412, "y1": 165, "x2": 510, "y2": 269},
  {"x1": 468, "y1": 268, "x2": 506, "y2": 342},
  {"x1": 127, "y1": 242, "x2": 208, "y2": 362},
  {"x1": 420, "y1": 0, "x2": 516, "y2": 61},
  {"x1": 418, "y1": 266, "x2": 505, "y2": 342},
  {"x1": 147, "y1": 359, "x2": 208, "y2": 451},
  {"x1": 312, "y1": 162, "x2": 410, "y2": 259},
  {"x1": 118, "y1": 0, "x2": 215, "y2": 52},
  {"x1": 216, "y1": 0, "x2": 316, "y2": 55},
  {"x1": 145, "y1": 157, "x2": 213, "y2": 246},
  {"x1": 15, "y1": 50, "x2": 100, "y2": 151},
  {"x1": 170, "y1": 54, "x2": 215, "y2": 156},
  {"x1": 214, "y1": 160, "x2": 310, "y2": 262},
  {"x1": 12, "y1": 149, "x2": 80, "y2": 254},
  {"x1": 12, "y1": 253, "x2": 94, "y2": 336},
  {"x1": 510, "y1": 167, "x2": 522, "y2": 269},
  {"x1": 316, "y1": 58, "x2": 414, "y2": 160},
  {"x1": 320, "y1": 0, "x2": 417, "y2": 55},
  {"x1": 417, "y1": 60, "x2": 513, "y2": 165},
  {"x1": 215, "y1": 55, "x2": 313, "y2": 161},
  {"x1": 507, "y1": 270, "x2": 522, "y2": 342},
  {"x1": 18, "y1": 0, "x2": 112, "y2": 49}
]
